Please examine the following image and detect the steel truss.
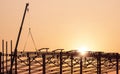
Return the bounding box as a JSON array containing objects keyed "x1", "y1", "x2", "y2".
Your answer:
[{"x1": 0, "y1": 48, "x2": 120, "y2": 74}]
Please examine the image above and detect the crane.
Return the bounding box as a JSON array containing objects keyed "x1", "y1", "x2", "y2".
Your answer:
[{"x1": 9, "y1": 3, "x2": 29, "y2": 74}]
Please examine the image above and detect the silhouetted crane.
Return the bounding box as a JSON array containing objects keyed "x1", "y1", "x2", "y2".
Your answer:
[{"x1": 9, "y1": 3, "x2": 29, "y2": 74}]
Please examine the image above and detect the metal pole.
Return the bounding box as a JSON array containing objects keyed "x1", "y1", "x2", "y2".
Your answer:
[
  {"x1": 71, "y1": 55, "x2": 73, "y2": 74},
  {"x1": 60, "y1": 52, "x2": 62, "y2": 74},
  {"x1": 6, "y1": 41, "x2": 8, "y2": 73},
  {"x1": 80, "y1": 57, "x2": 82, "y2": 74},
  {"x1": 10, "y1": 40, "x2": 12, "y2": 74},
  {"x1": 116, "y1": 53, "x2": 119, "y2": 74},
  {"x1": 2, "y1": 40, "x2": 4, "y2": 74},
  {"x1": 27, "y1": 53, "x2": 31, "y2": 74},
  {"x1": 15, "y1": 53, "x2": 17, "y2": 74},
  {"x1": 9, "y1": 3, "x2": 29, "y2": 74},
  {"x1": 42, "y1": 54, "x2": 46, "y2": 74},
  {"x1": 0, "y1": 52, "x2": 2, "y2": 73},
  {"x1": 97, "y1": 52, "x2": 101, "y2": 74}
]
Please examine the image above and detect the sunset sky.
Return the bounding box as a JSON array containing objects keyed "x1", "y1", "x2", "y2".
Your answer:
[{"x1": 0, "y1": 0, "x2": 120, "y2": 53}]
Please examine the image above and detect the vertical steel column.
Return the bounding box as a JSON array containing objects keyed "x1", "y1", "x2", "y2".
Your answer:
[
  {"x1": 97, "y1": 52, "x2": 101, "y2": 74},
  {"x1": 60, "y1": 52, "x2": 62, "y2": 74},
  {"x1": 2, "y1": 40, "x2": 4, "y2": 74},
  {"x1": 71, "y1": 55, "x2": 73, "y2": 74},
  {"x1": 10, "y1": 40, "x2": 12, "y2": 74},
  {"x1": 42, "y1": 54, "x2": 46, "y2": 74},
  {"x1": 116, "y1": 53, "x2": 119, "y2": 74},
  {"x1": 27, "y1": 53, "x2": 31, "y2": 74},
  {"x1": 80, "y1": 57, "x2": 82, "y2": 74},
  {"x1": 0, "y1": 52, "x2": 1, "y2": 73},
  {"x1": 6, "y1": 41, "x2": 8, "y2": 73},
  {"x1": 15, "y1": 51, "x2": 17, "y2": 74}
]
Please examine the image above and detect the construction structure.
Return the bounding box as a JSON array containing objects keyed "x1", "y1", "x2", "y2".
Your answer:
[
  {"x1": 0, "y1": 40, "x2": 120, "y2": 74},
  {"x1": 0, "y1": 3, "x2": 120, "y2": 74}
]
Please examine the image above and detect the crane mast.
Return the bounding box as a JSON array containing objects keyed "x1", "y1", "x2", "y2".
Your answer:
[{"x1": 9, "y1": 3, "x2": 29, "y2": 74}]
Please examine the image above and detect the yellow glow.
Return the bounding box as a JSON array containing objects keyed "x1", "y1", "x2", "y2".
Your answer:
[{"x1": 78, "y1": 46, "x2": 88, "y2": 56}]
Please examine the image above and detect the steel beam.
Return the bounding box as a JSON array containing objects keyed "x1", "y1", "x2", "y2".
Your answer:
[
  {"x1": 2, "y1": 40, "x2": 4, "y2": 74},
  {"x1": 60, "y1": 52, "x2": 63, "y2": 74},
  {"x1": 27, "y1": 53, "x2": 31, "y2": 74},
  {"x1": 42, "y1": 54, "x2": 46, "y2": 74},
  {"x1": 0, "y1": 52, "x2": 1, "y2": 73},
  {"x1": 80, "y1": 57, "x2": 82, "y2": 74},
  {"x1": 10, "y1": 40, "x2": 12, "y2": 74},
  {"x1": 116, "y1": 53, "x2": 119, "y2": 74},
  {"x1": 6, "y1": 41, "x2": 8, "y2": 74},
  {"x1": 97, "y1": 52, "x2": 101, "y2": 74},
  {"x1": 71, "y1": 55, "x2": 73, "y2": 74}
]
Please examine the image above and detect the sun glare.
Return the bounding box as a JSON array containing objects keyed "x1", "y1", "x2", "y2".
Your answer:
[{"x1": 78, "y1": 46, "x2": 88, "y2": 56}]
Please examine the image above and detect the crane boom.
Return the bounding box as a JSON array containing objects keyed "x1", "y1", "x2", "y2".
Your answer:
[{"x1": 9, "y1": 3, "x2": 29, "y2": 74}]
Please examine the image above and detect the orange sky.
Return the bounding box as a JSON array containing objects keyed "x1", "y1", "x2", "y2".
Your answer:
[{"x1": 0, "y1": 0, "x2": 120, "y2": 53}]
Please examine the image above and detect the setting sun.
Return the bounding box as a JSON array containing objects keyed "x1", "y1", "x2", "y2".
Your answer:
[{"x1": 77, "y1": 46, "x2": 88, "y2": 56}]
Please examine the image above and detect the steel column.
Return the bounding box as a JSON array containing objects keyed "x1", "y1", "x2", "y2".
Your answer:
[
  {"x1": 97, "y1": 52, "x2": 101, "y2": 74},
  {"x1": 116, "y1": 53, "x2": 119, "y2": 74},
  {"x1": 6, "y1": 41, "x2": 8, "y2": 73},
  {"x1": 2, "y1": 40, "x2": 4, "y2": 74},
  {"x1": 80, "y1": 57, "x2": 82, "y2": 74},
  {"x1": 10, "y1": 40, "x2": 12, "y2": 74},
  {"x1": 15, "y1": 51, "x2": 17, "y2": 74},
  {"x1": 42, "y1": 54, "x2": 46, "y2": 74},
  {"x1": 27, "y1": 53, "x2": 31, "y2": 74},
  {"x1": 0, "y1": 52, "x2": 1, "y2": 73},
  {"x1": 60, "y1": 52, "x2": 62, "y2": 74},
  {"x1": 71, "y1": 55, "x2": 73, "y2": 74}
]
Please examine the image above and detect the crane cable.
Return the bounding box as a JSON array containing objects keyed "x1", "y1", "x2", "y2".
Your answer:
[
  {"x1": 23, "y1": 28, "x2": 37, "y2": 52},
  {"x1": 23, "y1": 3, "x2": 37, "y2": 52}
]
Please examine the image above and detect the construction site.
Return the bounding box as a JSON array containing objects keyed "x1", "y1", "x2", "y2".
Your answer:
[
  {"x1": 0, "y1": 3, "x2": 120, "y2": 74},
  {"x1": 0, "y1": 40, "x2": 120, "y2": 74}
]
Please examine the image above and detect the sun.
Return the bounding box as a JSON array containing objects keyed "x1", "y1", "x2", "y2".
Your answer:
[{"x1": 77, "y1": 46, "x2": 88, "y2": 56}]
